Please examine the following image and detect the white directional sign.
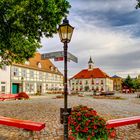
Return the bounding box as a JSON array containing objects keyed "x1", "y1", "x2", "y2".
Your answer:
[
  {"x1": 41, "y1": 51, "x2": 78, "y2": 63},
  {"x1": 68, "y1": 52, "x2": 78, "y2": 63}
]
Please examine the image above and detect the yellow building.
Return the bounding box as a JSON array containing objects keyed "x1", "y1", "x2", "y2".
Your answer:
[{"x1": 111, "y1": 75, "x2": 123, "y2": 92}]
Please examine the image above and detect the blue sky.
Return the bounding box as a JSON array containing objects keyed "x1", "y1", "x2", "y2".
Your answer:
[{"x1": 39, "y1": 0, "x2": 140, "y2": 78}]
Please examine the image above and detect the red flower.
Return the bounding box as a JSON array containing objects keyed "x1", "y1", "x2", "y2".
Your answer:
[
  {"x1": 110, "y1": 130, "x2": 116, "y2": 138},
  {"x1": 93, "y1": 125, "x2": 97, "y2": 129},
  {"x1": 77, "y1": 112, "x2": 81, "y2": 116},
  {"x1": 82, "y1": 127, "x2": 88, "y2": 133},
  {"x1": 69, "y1": 135, "x2": 76, "y2": 140},
  {"x1": 73, "y1": 121, "x2": 77, "y2": 126},
  {"x1": 85, "y1": 120, "x2": 91, "y2": 126},
  {"x1": 75, "y1": 125, "x2": 80, "y2": 132},
  {"x1": 78, "y1": 117, "x2": 81, "y2": 121},
  {"x1": 92, "y1": 132, "x2": 95, "y2": 136}
]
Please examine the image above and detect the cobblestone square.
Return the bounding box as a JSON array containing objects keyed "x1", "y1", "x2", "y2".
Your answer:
[{"x1": 0, "y1": 93, "x2": 140, "y2": 140}]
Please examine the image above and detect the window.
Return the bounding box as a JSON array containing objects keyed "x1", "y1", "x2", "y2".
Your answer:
[
  {"x1": 39, "y1": 72, "x2": 42, "y2": 80},
  {"x1": 46, "y1": 84, "x2": 48, "y2": 90},
  {"x1": 21, "y1": 69, "x2": 26, "y2": 77},
  {"x1": 1, "y1": 86, "x2": 6, "y2": 92},
  {"x1": 96, "y1": 79, "x2": 99, "y2": 85},
  {"x1": 101, "y1": 86, "x2": 104, "y2": 91},
  {"x1": 91, "y1": 79, "x2": 94, "y2": 84},
  {"x1": 55, "y1": 75, "x2": 57, "y2": 80},
  {"x1": 46, "y1": 73, "x2": 48, "y2": 78},
  {"x1": 101, "y1": 80, "x2": 103, "y2": 84},
  {"x1": 30, "y1": 70, "x2": 34, "y2": 78},
  {"x1": 96, "y1": 86, "x2": 99, "y2": 91},
  {"x1": 25, "y1": 83, "x2": 34, "y2": 92},
  {"x1": 30, "y1": 84, "x2": 34, "y2": 92},
  {"x1": 13, "y1": 67, "x2": 19, "y2": 76},
  {"x1": 1, "y1": 82, "x2": 6, "y2": 84}
]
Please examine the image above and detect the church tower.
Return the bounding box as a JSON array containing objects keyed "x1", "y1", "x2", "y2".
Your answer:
[{"x1": 88, "y1": 57, "x2": 94, "y2": 71}]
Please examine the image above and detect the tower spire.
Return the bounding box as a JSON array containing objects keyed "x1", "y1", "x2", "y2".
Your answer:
[
  {"x1": 88, "y1": 56, "x2": 93, "y2": 64},
  {"x1": 88, "y1": 57, "x2": 94, "y2": 70}
]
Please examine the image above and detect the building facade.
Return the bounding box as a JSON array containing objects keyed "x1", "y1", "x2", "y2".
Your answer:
[
  {"x1": 111, "y1": 75, "x2": 123, "y2": 92},
  {"x1": 0, "y1": 65, "x2": 10, "y2": 94},
  {"x1": 0, "y1": 53, "x2": 63, "y2": 94},
  {"x1": 70, "y1": 58, "x2": 113, "y2": 92}
]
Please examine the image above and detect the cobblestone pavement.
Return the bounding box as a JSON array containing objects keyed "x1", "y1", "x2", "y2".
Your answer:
[{"x1": 0, "y1": 93, "x2": 140, "y2": 140}]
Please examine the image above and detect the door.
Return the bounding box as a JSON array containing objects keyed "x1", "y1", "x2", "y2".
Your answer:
[
  {"x1": 12, "y1": 84, "x2": 19, "y2": 94},
  {"x1": 37, "y1": 84, "x2": 42, "y2": 94}
]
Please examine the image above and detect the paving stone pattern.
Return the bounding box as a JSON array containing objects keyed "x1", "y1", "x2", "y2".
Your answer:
[{"x1": 0, "y1": 93, "x2": 140, "y2": 140}]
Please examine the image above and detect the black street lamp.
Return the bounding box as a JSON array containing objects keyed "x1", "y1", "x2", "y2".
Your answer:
[{"x1": 58, "y1": 17, "x2": 74, "y2": 140}]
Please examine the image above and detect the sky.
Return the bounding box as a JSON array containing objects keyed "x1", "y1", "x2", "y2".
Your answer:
[{"x1": 39, "y1": 0, "x2": 140, "y2": 78}]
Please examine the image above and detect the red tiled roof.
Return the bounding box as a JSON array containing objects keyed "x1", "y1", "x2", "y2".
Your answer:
[{"x1": 72, "y1": 68, "x2": 110, "y2": 79}]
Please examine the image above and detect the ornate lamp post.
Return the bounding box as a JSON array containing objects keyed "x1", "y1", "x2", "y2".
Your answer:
[{"x1": 58, "y1": 17, "x2": 74, "y2": 140}]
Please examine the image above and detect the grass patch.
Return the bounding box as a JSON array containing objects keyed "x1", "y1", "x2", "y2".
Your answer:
[{"x1": 93, "y1": 95, "x2": 125, "y2": 100}]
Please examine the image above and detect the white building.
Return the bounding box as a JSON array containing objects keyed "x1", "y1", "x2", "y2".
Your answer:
[
  {"x1": 0, "y1": 52, "x2": 63, "y2": 95},
  {"x1": 70, "y1": 57, "x2": 113, "y2": 92},
  {"x1": 0, "y1": 65, "x2": 10, "y2": 94}
]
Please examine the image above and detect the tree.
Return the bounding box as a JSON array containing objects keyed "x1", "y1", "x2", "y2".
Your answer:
[
  {"x1": 123, "y1": 75, "x2": 133, "y2": 88},
  {"x1": 133, "y1": 77, "x2": 140, "y2": 90},
  {"x1": 136, "y1": 0, "x2": 140, "y2": 9},
  {"x1": 123, "y1": 75, "x2": 140, "y2": 90},
  {"x1": 0, "y1": 0, "x2": 70, "y2": 67}
]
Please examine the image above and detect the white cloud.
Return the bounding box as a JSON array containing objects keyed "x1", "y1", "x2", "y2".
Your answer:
[{"x1": 39, "y1": 0, "x2": 140, "y2": 78}]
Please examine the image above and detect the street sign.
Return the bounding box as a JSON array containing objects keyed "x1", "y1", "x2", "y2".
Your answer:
[
  {"x1": 68, "y1": 52, "x2": 78, "y2": 63},
  {"x1": 54, "y1": 57, "x2": 64, "y2": 61},
  {"x1": 41, "y1": 51, "x2": 78, "y2": 63},
  {"x1": 41, "y1": 51, "x2": 63, "y2": 59}
]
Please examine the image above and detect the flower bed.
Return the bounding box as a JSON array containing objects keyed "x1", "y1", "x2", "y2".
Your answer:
[
  {"x1": 18, "y1": 92, "x2": 29, "y2": 99},
  {"x1": 68, "y1": 105, "x2": 116, "y2": 140}
]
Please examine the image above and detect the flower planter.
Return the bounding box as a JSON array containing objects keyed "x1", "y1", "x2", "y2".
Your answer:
[{"x1": 68, "y1": 105, "x2": 116, "y2": 140}]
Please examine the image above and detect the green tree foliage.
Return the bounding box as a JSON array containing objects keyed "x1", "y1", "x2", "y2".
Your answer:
[
  {"x1": 133, "y1": 78, "x2": 140, "y2": 90},
  {"x1": 136, "y1": 0, "x2": 140, "y2": 9},
  {"x1": 123, "y1": 75, "x2": 133, "y2": 88},
  {"x1": 0, "y1": 0, "x2": 70, "y2": 66},
  {"x1": 123, "y1": 75, "x2": 140, "y2": 90}
]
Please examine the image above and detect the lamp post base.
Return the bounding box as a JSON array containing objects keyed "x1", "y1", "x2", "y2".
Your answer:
[
  {"x1": 63, "y1": 111, "x2": 69, "y2": 140},
  {"x1": 60, "y1": 108, "x2": 71, "y2": 124}
]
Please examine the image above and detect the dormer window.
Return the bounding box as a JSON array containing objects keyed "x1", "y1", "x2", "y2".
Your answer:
[
  {"x1": 50, "y1": 66, "x2": 54, "y2": 71},
  {"x1": 55, "y1": 67, "x2": 58, "y2": 72},
  {"x1": 37, "y1": 62, "x2": 42, "y2": 68}
]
